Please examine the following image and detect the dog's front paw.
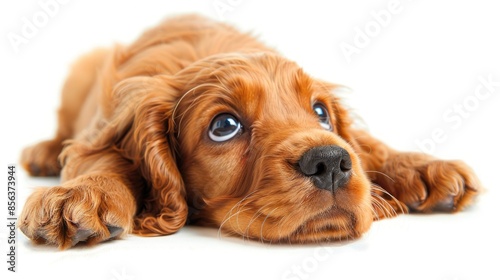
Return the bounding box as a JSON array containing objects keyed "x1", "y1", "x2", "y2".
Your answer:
[
  {"x1": 19, "y1": 176, "x2": 136, "y2": 249},
  {"x1": 21, "y1": 139, "x2": 63, "y2": 176},
  {"x1": 376, "y1": 153, "x2": 481, "y2": 213}
]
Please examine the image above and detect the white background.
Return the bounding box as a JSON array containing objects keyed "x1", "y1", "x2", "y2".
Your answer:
[{"x1": 1, "y1": 1, "x2": 500, "y2": 280}]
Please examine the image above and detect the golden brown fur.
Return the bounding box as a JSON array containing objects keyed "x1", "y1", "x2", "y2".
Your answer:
[{"x1": 19, "y1": 15, "x2": 480, "y2": 249}]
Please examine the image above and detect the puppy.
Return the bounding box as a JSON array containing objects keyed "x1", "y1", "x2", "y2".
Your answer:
[{"x1": 19, "y1": 15, "x2": 480, "y2": 249}]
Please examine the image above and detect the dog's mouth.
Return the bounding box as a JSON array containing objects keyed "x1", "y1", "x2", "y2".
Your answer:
[
  {"x1": 274, "y1": 171, "x2": 373, "y2": 243},
  {"x1": 194, "y1": 179, "x2": 373, "y2": 243},
  {"x1": 284, "y1": 207, "x2": 362, "y2": 243}
]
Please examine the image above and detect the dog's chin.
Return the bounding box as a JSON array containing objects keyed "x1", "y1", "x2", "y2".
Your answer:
[
  {"x1": 201, "y1": 193, "x2": 374, "y2": 244},
  {"x1": 229, "y1": 207, "x2": 373, "y2": 244},
  {"x1": 284, "y1": 206, "x2": 373, "y2": 243},
  {"x1": 277, "y1": 179, "x2": 374, "y2": 243}
]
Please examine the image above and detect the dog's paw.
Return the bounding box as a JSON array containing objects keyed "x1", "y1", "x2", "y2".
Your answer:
[
  {"x1": 19, "y1": 177, "x2": 135, "y2": 249},
  {"x1": 21, "y1": 139, "x2": 63, "y2": 176},
  {"x1": 376, "y1": 153, "x2": 481, "y2": 213}
]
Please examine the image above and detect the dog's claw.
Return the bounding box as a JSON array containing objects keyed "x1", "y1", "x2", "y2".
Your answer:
[
  {"x1": 70, "y1": 225, "x2": 123, "y2": 246},
  {"x1": 72, "y1": 229, "x2": 94, "y2": 246},
  {"x1": 432, "y1": 195, "x2": 456, "y2": 212},
  {"x1": 107, "y1": 225, "x2": 124, "y2": 239}
]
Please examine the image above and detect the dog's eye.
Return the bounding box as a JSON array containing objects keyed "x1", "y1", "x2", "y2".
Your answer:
[
  {"x1": 313, "y1": 103, "x2": 332, "y2": 131},
  {"x1": 208, "y1": 114, "x2": 243, "y2": 142}
]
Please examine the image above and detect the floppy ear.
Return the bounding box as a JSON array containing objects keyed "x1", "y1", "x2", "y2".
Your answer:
[
  {"x1": 116, "y1": 76, "x2": 188, "y2": 236},
  {"x1": 75, "y1": 75, "x2": 188, "y2": 236}
]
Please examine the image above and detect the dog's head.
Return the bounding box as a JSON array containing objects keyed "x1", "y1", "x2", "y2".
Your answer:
[{"x1": 109, "y1": 51, "x2": 374, "y2": 242}]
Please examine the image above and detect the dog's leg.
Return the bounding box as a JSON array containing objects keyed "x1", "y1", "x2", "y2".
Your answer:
[
  {"x1": 19, "y1": 151, "x2": 140, "y2": 249},
  {"x1": 350, "y1": 129, "x2": 481, "y2": 215},
  {"x1": 21, "y1": 49, "x2": 109, "y2": 176}
]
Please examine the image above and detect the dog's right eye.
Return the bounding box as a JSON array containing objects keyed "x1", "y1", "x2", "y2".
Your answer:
[
  {"x1": 208, "y1": 114, "x2": 243, "y2": 142},
  {"x1": 313, "y1": 103, "x2": 333, "y2": 131}
]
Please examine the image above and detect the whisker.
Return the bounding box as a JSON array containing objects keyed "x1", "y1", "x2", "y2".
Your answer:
[
  {"x1": 172, "y1": 83, "x2": 206, "y2": 120},
  {"x1": 370, "y1": 197, "x2": 384, "y2": 220},
  {"x1": 276, "y1": 215, "x2": 288, "y2": 244},
  {"x1": 217, "y1": 207, "x2": 251, "y2": 239},
  {"x1": 365, "y1": 170, "x2": 396, "y2": 183},
  {"x1": 234, "y1": 192, "x2": 263, "y2": 235},
  {"x1": 259, "y1": 207, "x2": 278, "y2": 243},
  {"x1": 217, "y1": 189, "x2": 259, "y2": 238},
  {"x1": 371, "y1": 192, "x2": 397, "y2": 218},
  {"x1": 371, "y1": 184, "x2": 407, "y2": 214},
  {"x1": 243, "y1": 202, "x2": 274, "y2": 241}
]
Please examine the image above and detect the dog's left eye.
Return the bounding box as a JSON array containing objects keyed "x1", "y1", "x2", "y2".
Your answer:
[
  {"x1": 208, "y1": 114, "x2": 243, "y2": 142},
  {"x1": 313, "y1": 103, "x2": 332, "y2": 131}
]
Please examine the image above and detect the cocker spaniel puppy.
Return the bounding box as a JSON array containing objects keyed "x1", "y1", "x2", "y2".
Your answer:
[{"x1": 20, "y1": 15, "x2": 480, "y2": 249}]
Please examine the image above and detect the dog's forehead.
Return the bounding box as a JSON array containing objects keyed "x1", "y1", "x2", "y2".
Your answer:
[
  {"x1": 174, "y1": 52, "x2": 332, "y2": 133},
  {"x1": 214, "y1": 54, "x2": 318, "y2": 119}
]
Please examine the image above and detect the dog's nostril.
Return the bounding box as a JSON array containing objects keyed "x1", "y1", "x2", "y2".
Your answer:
[
  {"x1": 340, "y1": 158, "x2": 352, "y2": 172},
  {"x1": 314, "y1": 163, "x2": 327, "y2": 176},
  {"x1": 298, "y1": 145, "x2": 352, "y2": 192}
]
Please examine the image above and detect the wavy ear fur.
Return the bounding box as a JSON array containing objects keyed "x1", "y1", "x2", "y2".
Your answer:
[
  {"x1": 123, "y1": 77, "x2": 188, "y2": 236},
  {"x1": 64, "y1": 75, "x2": 188, "y2": 236}
]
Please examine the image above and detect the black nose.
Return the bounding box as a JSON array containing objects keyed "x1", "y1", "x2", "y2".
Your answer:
[{"x1": 298, "y1": 146, "x2": 352, "y2": 192}]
